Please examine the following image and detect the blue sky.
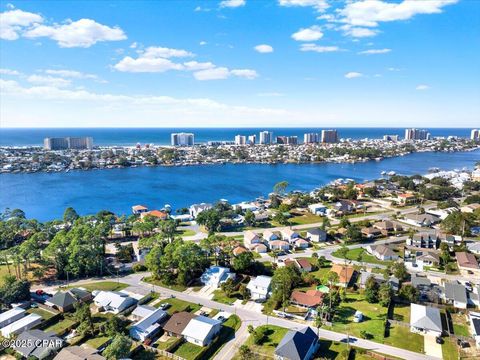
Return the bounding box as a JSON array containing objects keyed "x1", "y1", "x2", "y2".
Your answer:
[{"x1": 1, "y1": 0, "x2": 479, "y2": 128}]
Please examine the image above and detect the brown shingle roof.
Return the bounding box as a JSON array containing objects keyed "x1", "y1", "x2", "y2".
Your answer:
[
  {"x1": 162, "y1": 311, "x2": 196, "y2": 335},
  {"x1": 290, "y1": 290, "x2": 323, "y2": 307},
  {"x1": 331, "y1": 264, "x2": 355, "y2": 284},
  {"x1": 456, "y1": 252, "x2": 479, "y2": 269}
]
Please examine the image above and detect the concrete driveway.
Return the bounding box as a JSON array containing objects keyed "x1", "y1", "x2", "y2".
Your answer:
[{"x1": 424, "y1": 334, "x2": 443, "y2": 359}]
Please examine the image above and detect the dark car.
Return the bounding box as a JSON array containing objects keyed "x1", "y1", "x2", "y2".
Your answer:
[{"x1": 436, "y1": 337, "x2": 444, "y2": 344}]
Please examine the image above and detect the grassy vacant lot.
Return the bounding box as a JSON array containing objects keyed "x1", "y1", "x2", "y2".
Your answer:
[
  {"x1": 143, "y1": 276, "x2": 187, "y2": 292},
  {"x1": 27, "y1": 307, "x2": 57, "y2": 320},
  {"x1": 288, "y1": 213, "x2": 323, "y2": 225},
  {"x1": 154, "y1": 298, "x2": 201, "y2": 315},
  {"x1": 331, "y1": 248, "x2": 390, "y2": 265},
  {"x1": 67, "y1": 281, "x2": 128, "y2": 292},
  {"x1": 240, "y1": 325, "x2": 288, "y2": 358},
  {"x1": 451, "y1": 313, "x2": 470, "y2": 337},
  {"x1": 44, "y1": 317, "x2": 76, "y2": 335}
]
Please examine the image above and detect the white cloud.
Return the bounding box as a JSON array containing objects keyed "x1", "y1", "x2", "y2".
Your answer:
[
  {"x1": 141, "y1": 46, "x2": 194, "y2": 58},
  {"x1": 343, "y1": 26, "x2": 378, "y2": 38},
  {"x1": 230, "y1": 69, "x2": 258, "y2": 79},
  {"x1": 388, "y1": 67, "x2": 401, "y2": 71},
  {"x1": 220, "y1": 0, "x2": 246, "y2": 8},
  {"x1": 0, "y1": 68, "x2": 21, "y2": 76},
  {"x1": 339, "y1": 0, "x2": 458, "y2": 28},
  {"x1": 254, "y1": 44, "x2": 274, "y2": 53},
  {"x1": 0, "y1": 9, "x2": 43, "y2": 40},
  {"x1": 43, "y1": 69, "x2": 98, "y2": 80},
  {"x1": 199, "y1": 41, "x2": 207, "y2": 46},
  {"x1": 23, "y1": 18, "x2": 126, "y2": 48},
  {"x1": 416, "y1": 84, "x2": 430, "y2": 90},
  {"x1": 193, "y1": 67, "x2": 257, "y2": 80},
  {"x1": 291, "y1": 25, "x2": 323, "y2": 41},
  {"x1": 278, "y1": 0, "x2": 329, "y2": 12},
  {"x1": 130, "y1": 42, "x2": 138, "y2": 49},
  {"x1": 183, "y1": 61, "x2": 216, "y2": 71},
  {"x1": 358, "y1": 48, "x2": 391, "y2": 55},
  {"x1": 27, "y1": 74, "x2": 71, "y2": 87},
  {"x1": 345, "y1": 72, "x2": 363, "y2": 79},
  {"x1": 114, "y1": 56, "x2": 184, "y2": 73},
  {"x1": 300, "y1": 43, "x2": 340, "y2": 53}
]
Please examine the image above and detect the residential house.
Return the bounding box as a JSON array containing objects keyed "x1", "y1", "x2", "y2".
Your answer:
[
  {"x1": 232, "y1": 246, "x2": 248, "y2": 257},
  {"x1": 358, "y1": 271, "x2": 399, "y2": 292},
  {"x1": 366, "y1": 245, "x2": 398, "y2": 261},
  {"x1": 334, "y1": 200, "x2": 357, "y2": 215},
  {"x1": 189, "y1": 203, "x2": 212, "y2": 219},
  {"x1": 274, "y1": 327, "x2": 319, "y2": 360},
  {"x1": 181, "y1": 316, "x2": 222, "y2": 346},
  {"x1": 247, "y1": 275, "x2": 272, "y2": 300},
  {"x1": 132, "y1": 205, "x2": 148, "y2": 215},
  {"x1": 163, "y1": 312, "x2": 196, "y2": 338},
  {"x1": 0, "y1": 307, "x2": 26, "y2": 328},
  {"x1": 281, "y1": 228, "x2": 300, "y2": 243},
  {"x1": 308, "y1": 203, "x2": 327, "y2": 216},
  {"x1": 456, "y1": 252, "x2": 480, "y2": 276},
  {"x1": 294, "y1": 238, "x2": 309, "y2": 249},
  {"x1": 54, "y1": 346, "x2": 105, "y2": 360},
  {"x1": 200, "y1": 266, "x2": 235, "y2": 288},
  {"x1": 290, "y1": 290, "x2": 323, "y2": 309},
  {"x1": 438, "y1": 233, "x2": 462, "y2": 250},
  {"x1": 283, "y1": 258, "x2": 312, "y2": 273},
  {"x1": 361, "y1": 227, "x2": 382, "y2": 239},
  {"x1": 410, "y1": 303, "x2": 443, "y2": 337},
  {"x1": 331, "y1": 264, "x2": 355, "y2": 287},
  {"x1": 1, "y1": 313, "x2": 42, "y2": 338},
  {"x1": 397, "y1": 193, "x2": 418, "y2": 205},
  {"x1": 426, "y1": 208, "x2": 458, "y2": 220},
  {"x1": 460, "y1": 203, "x2": 480, "y2": 214},
  {"x1": 469, "y1": 286, "x2": 480, "y2": 308},
  {"x1": 251, "y1": 243, "x2": 268, "y2": 253},
  {"x1": 263, "y1": 230, "x2": 279, "y2": 242},
  {"x1": 129, "y1": 307, "x2": 167, "y2": 341},
  {"x1": 140, "y1": 210, "x2": 168, "y2": 220},
  {"x1": 469, "y1": 312, "x2": 480, "y2": 348},
  {"x1": 93, "y1": 291, "x2": 137, "y2": 314},
  {"x1": 406, "y1": 232, "x2": 439, "y2": 249},
  {"x1": 244, "y1": 230, "x2": 263, "y2": 250},
  {"x1": 373, "y1": 220, "x2": 403, "y2": 236},
  {"x1": 443, "y1": 282, "x2": 468, "y2": 309},
  {"x1": 269, "y1": 240, "x2": 290, "y2": 252},
  {"x1": 467, "y1": 242, "x2": 480, "y2": 255},
  {"x1": 13, "y1": 329, "x2": 63, "y2": 360},
  {"x1": 411, "y1": 275, "x2": 439, "y2": 302},
  {"x1": 131, "y1": 305, "x2": 158, "y2": 322},
  {"x1": 45, "y1": 288, "x2": 91, "y2": 313},
  {"x1": 404, "y1": 213, "x2": 440, "y2": 227},
  {"x1": 306, "y1": 228, "x2": 327, "y2": 242}
]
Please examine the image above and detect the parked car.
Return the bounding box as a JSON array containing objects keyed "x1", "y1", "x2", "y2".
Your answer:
[
  {"x1": 353, "y1": 311, "x2": 363, "y2": 323},
  {"x1": 217, "y1": 316, "x2": 226, "y2": 323},
  {"x1": 159, "y1": 303, "x2": 171, "y2": 310},
  {"x1": 436, "y1": 337, "x2": 444, "y2": 344}
]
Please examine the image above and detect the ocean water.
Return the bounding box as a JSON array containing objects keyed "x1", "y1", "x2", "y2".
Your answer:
[
  {"x1": 0, "y1": 127, "x2": 474, "y2": 147},
  {"x1": 1, "y1": 149, "x2": 479, "y2": 221}
]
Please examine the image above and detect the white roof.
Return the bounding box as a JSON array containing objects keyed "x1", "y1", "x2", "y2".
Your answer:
[
  {"x1": 0, "y1": 307, "x2": 25, "y2": 324},
  {"x1": 1, "y1": 313, "x2": 42, "y2": 337},
  {"x1": 247, "y1": 276, "x2": 272, "y2": 291},
  {"x1": 132, "y1": 305, "x2": 157, "y2": 319},
  {"x1": 132, "y1": 308, "x2": 167, "y2": 333},
  {"x1": 94, "y1": 291, "x2": 134, "y2": 310},
  {"x1": 410, "y1": 304, "x2": 442, "y2": 332},
  {"x1": 181, "y1": 316, "x2": 221, "y2": 341}
]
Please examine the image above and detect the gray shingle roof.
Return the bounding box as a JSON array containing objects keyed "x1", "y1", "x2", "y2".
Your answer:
[{"x1": 274, "y1": 327, "x2": 317, "y2": 360}]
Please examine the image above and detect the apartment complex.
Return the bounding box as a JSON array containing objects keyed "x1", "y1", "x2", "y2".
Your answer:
[
  {"x1": 171, "y1": 133, "x2": 194, "y2": 146},
  {"x1": 44, "y1": 137, "x2": 93, "y2": 150},
  {"x1": 259, "y1": 131, "x2": 273, "y2": 144},
  {"x1": 405, "y1": 128, "x2": 431, "y2": 140},
  {"x1": 471, "y1": 129, "x2": 480, "y2": 141},
  {"x1": 304, "y1": 133, "x2": 319, "y2": 143},
  {"x1": 321, "y1": 129, "x2": 338, "y2": 143}
]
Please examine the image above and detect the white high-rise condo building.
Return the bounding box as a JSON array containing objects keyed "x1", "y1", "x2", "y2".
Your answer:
[
  {"x1": 404, "y1": 128, "x2": 430, "y2": 140},
  {"x1": 235, "y1": 135, "x2": 247, "y2": 145},
  {"x1": 259, "y1": 131, "x2": 273, "y2": 145},
  {"x1": 171, "y1": 133, "x2": 194, "y2": 146},
  {"x1": 321, "y1": 130, "x2": 338, "y2": 143},
  {"x1": 248, "y1": 135, "x2": 256, "y2": 145},
  {"x1": 44, "y1": 137, "x2": 93, "y2": 150},
  {"x1": 471, "y1": 129, "x2": 480, "y2": 141},
  {"x1": 304, "y1": 133, "x2": 319, "y2": 144}
]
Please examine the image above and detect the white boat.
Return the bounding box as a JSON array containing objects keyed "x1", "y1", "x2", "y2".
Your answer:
[
  {"x1": 381, "y1": 171, "x2": 387, "y2": 175},
  {"x1": 387, "y1": 171, "x2": 396, "y2": 176}
]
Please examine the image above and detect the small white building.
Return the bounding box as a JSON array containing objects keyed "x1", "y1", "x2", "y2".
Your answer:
[
  {"x1": 247, "y1": 275, "x2": 272, "y2": 300},
  {"x1": 410, "y1": 304, "x2": 442, "y2": 337},
  {"x1": 0, "y1": 307, "x2": 26, "y2": 328},
  {"x1": 129, "y1": 307, "x2": 167, "y2": 341},
  {"x1": 306, "y1": 228, "x2": 327, "y2": 242},
  {"x1": 200, "y1": 266, "x2": 235, "y2": 288},
  {"x1": 93, "y1": 291, "x2": 137, "y2": 314},
  {"x1": 308, "y1": 203, "x2": 327, "y2": 216},
  {"x1": 181, "y1": 316, "x2": 222, "y2": 346},
  {"x1": 280, "y1": 228, "x2": 300, "y2": 243},
  {"x1": 366, "y1": 245, "x2": 399, "y2": 261},
  {"x1": 1, "y1": 313, "x2": 42, "y2": 338},
  {"x1": 189, "y1": 203, "x2": 212, "y2": 219}
]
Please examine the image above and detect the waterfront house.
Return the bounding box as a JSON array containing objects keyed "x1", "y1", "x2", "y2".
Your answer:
[
  {"x1": 13, "y1": 329, "x2": 63, "y2": 360},
  {"x1": 93, "y1": 291, "x2": 137, "y2": 314},
  {"x1": 189, "y1": 203, "x2": 212, "y2": 219},
  {"x1": 280, "y1": 228, "x2": 300, "y2": 243},
  {"x1": 456, "y1": 252, "x2": 480, "y2": 276},
  {"x1": 290, "y1": 290, "x2": 323, "y2": 309},
  {"x1": 53, "y1": 346, "x2": 105, "y2": 360},
  {"x1": 163, "y1": 312, "x2": 196, "y2": 338},
  {"x1": 442, "y1": 282, "x2": 468, "y2": 309},
  {"x1": 0, "y1": 307, "x2": 26, "y2": 328},
  {"x1": 140, "y1": 210, "x2": 168, "y2": 220},
  {"x1": 129, "y1": 307, "x2": 167, "y2": 341},
  {"x1": 200, "y1": 266, "x2": 235, "y2": 288},
  {"x1": 181, "y1": 316, "x2": 222, "y2": 346},
  {"x1": 274, "y1": 327, "x2": 319, "y2": 360},
  {"x1": 244, "y1": 230, "x2": 262, "y2": 250},
  {"x1": 247, "y1": 275, "x2": 272, "y2": 300},
  {"x1": 306, "y1": 228, "x2": 327, "y2": 242},
  {"x1": 308, "y1": 203, "x2": 327, "y2": 216},
  {"x1": 469, "y1": 312, "x2": 480, "y2": 348},
  {"x1": 132, "y1": 205, "x2": 148, "y2": 215},
  {"x1": 1, "y1": 313, "x2": 42, "y2": 338},
  {"x1": 410, "y1": 304, "x2": 442, "y2": 337},
  {"x1": 331, "y1": 264, "x2": 355, "y2": 287},
  {"x1": 366, "y1": 245, "x2": 398, "y2": 261}
]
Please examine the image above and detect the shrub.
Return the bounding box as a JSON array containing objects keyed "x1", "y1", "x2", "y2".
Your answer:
[{"x1": 132, "y1": 263, "x2": 147, "y2": 272}]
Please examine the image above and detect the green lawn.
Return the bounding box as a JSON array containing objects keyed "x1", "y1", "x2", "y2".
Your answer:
[
  {"x1": 198, "y1": 315, "x2": 242, "y2": 360},
  {"x1": 66, "y1": 281, "x2": 128, "y2": 292},
  {"x1": 85, "y1": 336, "x2": 111, "y2": 350},
  {"x1": 392, "y1": 304, "x2": 410, "y2": 322},
  {"x1": 155, "y1": 336, "x2": 180, "y2": 350},
  {"x1": 331, "y1": 248, "x2": 391, "y2": 266},
  {"x1": 44, "y1": 317, "x2": 76, "y2": 335},
  {"x1": 173, "y1": 341, "x2": 204, "y2": 360},
  {"x1": 212, "y1": 289, "x2": 239, "y2": 305},
  {"x1": 240, "y1": 325, "x2": 288, "y2": 358},
  {"x1": 154, "y1": 298, "x2": 201, "y2": 315},
  {"x1": 177, "y1": 228, "x2": 196, "y2": 237},
  {"x1": 27, "y1": 307, "x2": 57, "y2": 320},
  {"x1": 385, "y1": 324, "x2": 424, "y2": 353},
  {"x1": 442, "y1": 337, "x2": 459, "y2": 360},
  {"x1": 143, "y1": 276, "x2": 187, "y2": 292},
  {"x1": 452, "y1": 313, "x2": 470, "y2": 337},
  {"x1": 288, "y1": 213, "x2": 323, "y2": 225}
]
